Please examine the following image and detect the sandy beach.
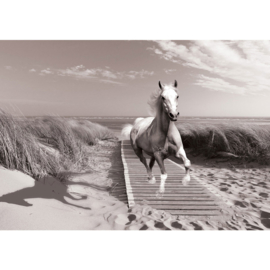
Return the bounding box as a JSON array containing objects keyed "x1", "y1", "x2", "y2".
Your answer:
[{"x1": 1, "y1": 136, "x2": 269, "y2": 230}]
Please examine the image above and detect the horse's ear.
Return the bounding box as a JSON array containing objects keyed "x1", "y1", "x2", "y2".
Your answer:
[
  {"x1": 159, "y1": 81, "x2": 164, "y2": 90},
  {"x1": 174, "y1": 80, "x2": 177, "y2": 88}
]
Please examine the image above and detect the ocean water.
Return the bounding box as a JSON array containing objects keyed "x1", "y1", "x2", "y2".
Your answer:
[{"x1": 74, "y1": 116, "x2": 270, "y2": 137}]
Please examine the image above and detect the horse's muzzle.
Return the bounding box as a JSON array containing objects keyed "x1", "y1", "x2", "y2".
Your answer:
[{"x1": 169, "y1": 112, "x2": 178, "y2": 121}]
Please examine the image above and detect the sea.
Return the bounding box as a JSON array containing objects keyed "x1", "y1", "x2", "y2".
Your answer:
[{"x1": 71, "y1": 116, "x2": 270, "y2": 137}]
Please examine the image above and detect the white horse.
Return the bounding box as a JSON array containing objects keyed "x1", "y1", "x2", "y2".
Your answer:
[{"x1": 122, "y1": 80, "x2": 191, "y2": 196}]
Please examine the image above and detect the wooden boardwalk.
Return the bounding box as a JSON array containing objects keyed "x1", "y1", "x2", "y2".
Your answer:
[{"x1": 121, "y1": 140, "x2": 229, "y2": 218}]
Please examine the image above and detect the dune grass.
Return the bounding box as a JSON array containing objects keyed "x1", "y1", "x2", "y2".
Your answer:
[
  {"x1": 0, "y1": 110, "x2": 115, "y2": 179},
  {"x1": 177, "y1": 123, "x2": 270, "y2": 164},
  {"x1": 68, "y1": 119, "x2": 115, "y2": 145}
]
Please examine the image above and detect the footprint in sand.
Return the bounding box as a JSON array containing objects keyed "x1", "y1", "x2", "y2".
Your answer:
[
  {"x1": 115, "y1": 213, "x2": 139, "y2": 226},
  {"x1": 190, "y1": 222, "x2": 203, "y2": 230},
  {"x1": 171, "y1": 221, "x2": 183, "y2": 229},
  {"x1": 125, "y1": 214, "x2": 137, "y2": 225},
  {"x1": 258, "y1": 182, "x2": 267, "y2": 187},
  {"x1": 154, "y1": 221, "x2": 170, "y2": 230},
  {"x1": 251, "y1": 203, "x2": 258, "y2": 208},
  {"x1": 259, "y1": 192, "x2": 268, "y2": 198},
  {"x1": 234, "y1": 201, "x2": 249, "y2": 208},
  {"x1": 260, "y1": 210, "x2": 270, "y2": 229},
  {"x1": 140, "y1": 224, "x2": 148, "y2": 230}
]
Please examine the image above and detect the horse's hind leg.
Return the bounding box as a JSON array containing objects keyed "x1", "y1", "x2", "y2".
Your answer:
[
  {"x1": 132, "y1": 146, "x2": 153, "y2": 182},
  {"x1": 130, "y1": 130, "x2": 153, "y2": 182},
  {"x1": 148, "y1": 157, "x2": 156, "y2": 184}
]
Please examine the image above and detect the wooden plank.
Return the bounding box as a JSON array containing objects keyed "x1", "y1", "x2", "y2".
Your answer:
[
  {"x1": 123, "y1": 193, "x2": 212, "y2": 197},
  {"x1": 129, "y1": 194, "x2": 211, "y2": 198},
  {"x1": 127, "y1": 175, "x2": 195, "y2": 178},
  {"x1": 128, "y1": 190, "x2": 208, "y2": 194},
  {"x1": 133, "y1": 197, "x2": 215, "y2": 201},
  {"x1": 168, "y1": 210, "x2": 221, "y2": 216},
  {"x1": 122, "y1": 185, "x2": 204, "y2": 189},
  {"x1": 144, "y1": 205, "x2": 220, "y2": 210},
  {"x1": 121, "y1": 140, "x2": 226, "y2": 217},
  {"x1": 133, "y1": 201, "x2": 218, "y2": 205},
  {"x1": 114, "y1": 183, "x2": 201, "y2": 187}
]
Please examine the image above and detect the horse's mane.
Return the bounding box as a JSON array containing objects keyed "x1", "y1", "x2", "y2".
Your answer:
[{"x1": 147, "y1": 88, "x2": 161, "y2": 116}]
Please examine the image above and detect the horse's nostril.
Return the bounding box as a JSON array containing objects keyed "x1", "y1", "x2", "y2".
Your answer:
[
  {"x1": 169, "y1": 113, "x2": 174, "y2": 118},
  {"x1": 177, "y1": 112, "x2": 180, "y2": 116}
]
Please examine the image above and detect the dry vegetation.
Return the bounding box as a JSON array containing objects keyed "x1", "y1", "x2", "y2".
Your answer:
[
  {"x1": 177, "y1": 123, "x2": 270, "y2": 164},
  {"x1": 0, "y1": 110, "x2": 115, "y2": 179}
]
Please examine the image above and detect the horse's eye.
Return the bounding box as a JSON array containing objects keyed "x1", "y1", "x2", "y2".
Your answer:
[
  {"x1": 177, "y1": 96, "x2": 179, "y2": 99},
  {"x1": 162, "y1": 96, "x2": 165, "y2": 100}
]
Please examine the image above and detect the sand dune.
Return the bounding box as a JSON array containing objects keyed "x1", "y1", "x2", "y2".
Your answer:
[{"x1": 0, "y1": 167, "x2": 127, "y2": 230}]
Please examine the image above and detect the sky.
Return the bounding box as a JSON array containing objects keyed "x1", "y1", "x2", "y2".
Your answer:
[{"x1": 1, "y1": 40, "x2": 270, "y2": 117}]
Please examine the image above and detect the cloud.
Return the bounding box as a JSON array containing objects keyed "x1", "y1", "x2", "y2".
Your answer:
[
  {"x1": 151, "y1": 40, "x2": 270, "y2": 95},
  {"x1": 147, "y1": 46, "x2": 163, "y2": 55},
  {"x1": 100, "y1": 79, "x2": 123, "y2": 85},
  {"x1": 126, "y1": 70, "x2": 154, "y2": 79},
  {"x1": 40, "y1": 68, "x2": 53, "y2": 75},
  {"x1": 164, "y1": 69, "x2": 176, "y2": 74},
  {"x1": 195, "y1": 75, "x2": 246, "y2": 95},
  {"x1": 53, "y1": 65, "x2": 154, "y2": 82},
  {"x1": 5, "y1": 66, "x2": 12, "y2": 70},
  {"x1": 34, "y1": 65, "x2": 154, "y2": 84},
  {"x1": 29, "y1": 68, "x2": 36, "y2": 73},
  {"x1": 100, "y1": 69, "x2": 118, "y2": 79},
  {"x1": 57, "y1": 65, "x2": 96, "y2": 78}
]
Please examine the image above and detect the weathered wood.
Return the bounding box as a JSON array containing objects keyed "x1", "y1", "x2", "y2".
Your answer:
[
  {"x1": 121, "y1": 140, "x2": 225, "y2": 218},
  {"x1": 168, "y1": 210, "x2": 221, "y2": 216},
  {"x1": 128, "y1": 190, "x2": 207, "y2": 194},
  {"x1": 132, "y1": 197, "x2": 214, "y2": 201},
  {"x1": 145, "y1": 205, "x2": 220, "y2": 210},
  {"x1": 134, "y1": 201, "x2": 218, "y2": 205}
]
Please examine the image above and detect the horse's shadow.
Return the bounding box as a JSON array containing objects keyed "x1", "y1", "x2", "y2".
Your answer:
[{"x1": 0, "y1": 176, "x2": 91, "y2": 210}]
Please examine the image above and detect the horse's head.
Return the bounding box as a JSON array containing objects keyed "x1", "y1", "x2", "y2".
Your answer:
[{"x1": 159, "y1": 80, "x2": 179, "y2": 121}]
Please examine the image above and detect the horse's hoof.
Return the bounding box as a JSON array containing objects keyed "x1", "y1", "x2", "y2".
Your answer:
[
  {"x1": 156, "y1": 190, "x2": 164, "y2": 198},
  {"x1": 148, "y1": 177, "x2": 156, "y2": 184},
  {"x1": 184, "y1": 160, "x2": 191, "y2": 168},
  {"x1": 182, "y1": 175, "x2": 191, "y2": 186}
]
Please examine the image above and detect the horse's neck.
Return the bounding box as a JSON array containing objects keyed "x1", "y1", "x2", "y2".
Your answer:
[{"x1": 155, "y1": 101, "x2": 170, "y2": 135}]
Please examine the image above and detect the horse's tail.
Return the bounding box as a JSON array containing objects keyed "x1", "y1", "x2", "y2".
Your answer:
[
  {"x1": 121, "y1": 124, "x2": 133, "y2": 139},
  {"x1": 134, "y1": 117, "x2": 144, "y2": 125},
  {"x1": 121, "y1": 117, "x2": 144, "y2": 139}
]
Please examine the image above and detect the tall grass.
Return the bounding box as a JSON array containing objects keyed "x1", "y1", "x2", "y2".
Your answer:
[
  {"x1": 68, "y1": 119, "x2": 115, "y2": 145},
  {"x1": 0, "y1": 110, "x2": 115, "y2": 179},
  {"x1": 177, "y1": 123, "x2": 270, "y2": 164},
  {"x1": 0, "y1": 112, "x2": 59, "y2": 178}
]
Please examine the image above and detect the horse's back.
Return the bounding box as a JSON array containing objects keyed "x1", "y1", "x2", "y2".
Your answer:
[
  {"x1": 130, "y1": 117, "x2": 154, "y2": 149},
  {"x1": 132, "y1": 117, "x2": 154, "y2": 137}
]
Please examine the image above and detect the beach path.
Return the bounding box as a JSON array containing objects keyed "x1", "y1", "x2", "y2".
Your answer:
[{"x1": 121, "y1": 140, "x2": 231, "y2": 219}]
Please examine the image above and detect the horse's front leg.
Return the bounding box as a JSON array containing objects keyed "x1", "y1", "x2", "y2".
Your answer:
[
  {"x1": 176, "y1": 145, "x2": 191, "y2": 185},
  {"x1": 153, "y1": 151, "x2": 167, "y2": 195},
  {"x1": 168, "y1": 124, "x2": 191, "y2": 185},
  {"x1": 168, "y1": 142, "x2": 191, "y2": 184}
]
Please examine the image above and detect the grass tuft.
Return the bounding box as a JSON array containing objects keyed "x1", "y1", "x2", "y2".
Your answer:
[
  {"x1": 177, "y1": 123, "x2": 270, "y2": 164},
  {"x1": 0, "y1": 110, "x2": 116, "y2": 179}
]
